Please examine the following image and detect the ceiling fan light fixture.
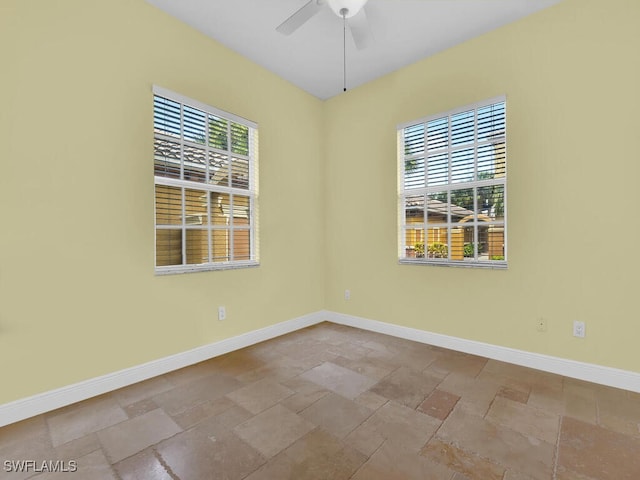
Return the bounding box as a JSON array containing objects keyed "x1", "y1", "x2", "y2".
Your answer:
[{"x1": 327, "y1": 0, "x2": 368, "y2": 18}]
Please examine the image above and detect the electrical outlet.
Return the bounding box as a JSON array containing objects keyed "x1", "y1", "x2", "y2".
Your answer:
[
  {"x1": 536, "y1": 318, "x2": 547, "y2": 332},
  {"x1": 218, "y1": 306, "x2": 226, "y2": 321},
  {"x1": 344, "y1": 289, "x2": 351, "y2": 300},
  {"x1": 573, "y1": 320, "x2": 585, "y2": 338}
]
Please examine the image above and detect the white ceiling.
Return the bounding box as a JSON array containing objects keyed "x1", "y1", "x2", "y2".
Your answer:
[{"x1": 146, "y1": 0, "x2": 562, "y2": 100}]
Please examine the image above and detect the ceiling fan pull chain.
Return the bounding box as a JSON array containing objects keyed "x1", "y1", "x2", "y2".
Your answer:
[{"x1": 342, "y1": 9, "x2": 347, "y2": 92}]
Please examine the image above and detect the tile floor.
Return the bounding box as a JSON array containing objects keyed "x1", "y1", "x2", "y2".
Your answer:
[{"x1": 1, "y1": 322, "x2": 639, "y2": 479}]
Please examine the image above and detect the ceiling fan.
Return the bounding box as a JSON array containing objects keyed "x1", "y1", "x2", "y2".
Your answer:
[{"x1": 277, "y1": 0, "x2": 373, "y2": 50}]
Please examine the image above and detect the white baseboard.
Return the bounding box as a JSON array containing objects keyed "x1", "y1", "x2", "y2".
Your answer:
[
  {"x1": 326, "y1": 311, "x2": 640, "y2": 394},
  {"x1": 3, "y1": 309, "x2": 639, "y2": 427},
  {"x1": 0, "y1": 311, "x2": 327, "y2": 428}
]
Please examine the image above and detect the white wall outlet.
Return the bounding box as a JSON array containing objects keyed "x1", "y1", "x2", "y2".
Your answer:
[
  {"x1": 573, "y1": 320, "x2": 585, "y2": 338},
  {"x1": 344, "y1": 290, "x2": 351, "y2": 300},
  {"x1": 218, "y1": 306, "x2": 226, "y2": 321}
]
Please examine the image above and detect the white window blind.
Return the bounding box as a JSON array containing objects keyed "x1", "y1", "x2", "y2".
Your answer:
[
  {"x1": 153, "y1": 86, "x2": 259, "y2": 274},
  {"x1": 398, "y1": 97, "x2": 507, "y2": 267}
]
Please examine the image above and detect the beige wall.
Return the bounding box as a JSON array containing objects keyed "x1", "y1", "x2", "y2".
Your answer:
[
  {"x1": 324, "y1": 0, "x2": 640, "y2": 373},
  {"x1": 1, "y1": 0, "x2": 639, "y2": 407},
  {"x1": 0, "y1": 0, "x2": 326, "y2": 404}
]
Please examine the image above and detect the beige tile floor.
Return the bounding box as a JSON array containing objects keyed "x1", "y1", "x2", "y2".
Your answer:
[{"x1": 1, "y1": 322, "x2": 640, "y2": 479}]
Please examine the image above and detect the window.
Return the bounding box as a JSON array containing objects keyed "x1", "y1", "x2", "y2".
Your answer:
[
  {"x1": 398, "y1": 97, "x2": 506, "y2": 267},
  {"x1": 153, "y1": 86, "x2": 258, "y2": 274}
]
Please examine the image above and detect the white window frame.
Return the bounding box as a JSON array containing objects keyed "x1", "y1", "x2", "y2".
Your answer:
[
  {"x1": 153, "y1": 86, "x2": 259, "y2": 275},
  {"x1": 398, "y1": 96, "x2": 507, "y2": 269}
]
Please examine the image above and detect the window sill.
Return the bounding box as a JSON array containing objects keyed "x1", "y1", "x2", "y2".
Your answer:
[
  {"x1": 398, "y1": 258, "x2": 507, "y2": 270},
  {"x1": 155, "y1": 260, "x2": 259, "y2": 276}
]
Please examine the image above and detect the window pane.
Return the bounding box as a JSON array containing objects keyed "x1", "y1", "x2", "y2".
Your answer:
[
  {"x1": 477, "y1": 142, "x2": 506, "y2": 181},
  {"x1": 210, "y1": 175, "x2": 231, "y2": 263},
  {"x1": 404, "y1": 124, "x2": 424, "y2": 155},
  {"x1": 156, "y1": 229, "x2": 182, "y2": 266},
  {"x1": 493, "y1": 142, "x2": 506, "y2": 178},
  {"x1": 426, "y1": 227, "x2": 449, "y2": 259},
  {"x1": 186, "y1": 229, "x2": 208, "y2": 265},
  {"x1": 427, "y1": 117, "x2": 448, "y2": 150},
  {"x1": 231, "y1": 122, "x2": 249, "y2": 155},
  {"x1": 450, "y1": 226, "x2": 466, "y2": 261},
  {"x1": 209, "y1": 115, "x2": 228, "y2": 150},
  {"x1": 449, "y1": 226, "x2": 475, "y2": 262},
  {"x1": 478, "y1": 184, "x2": 505, "y2": 221},
  {"x1": 477, "y1": 224, "x2": 505, "y2": 262},
  {"x1": 426, "y1": 192, "x2": 448, "y2": 223},
  {"x1": 153, "y1": 96, "x2": 180, "y2": 138},
  {"x1": 451, "y1": 110, "x2": 474, "y2": 146},
  {"x1": 450, "y1": 188, "x2": 474, "y2": 224},
  {"x1": 185, "y1": 189, "x2": 207, "y2": 225},
  {"x1": 463, "y1": 227, "x2": 476, "y2": 260},
  {"x1": 404, "y1": 157, "x2": 425, "y2": 189},
  {"x1": 209, "y1": 192, "x2": 229, "y2": 225},
  {"x1": 231, "y1": 157, "x2": 249, "y2": 189},
  {"x1": 232, "y1": 229, "x2": 251, "y2": 260},
  {"x1": 451, "y1": 148, "x2": 474, "y2": 183},
  {"x1": 212, "y1": 228, "x2": 230, "y2": 262},
  {"x1": 405, "y1": 195, "x2": 424, "y2": 224},
  {"x1": 404, "y1": 227, "x2": 425, "y2": 258},
  {"x1": 427, "y1": 152, "x2": 448, "y2": 186},
  {"x1": 154, "y1": 138, "x2": 181, "y2": 179},
  {"x1": 477, "y1": 102, "x2": 505, "y2": 142},
  {"x1": 155, "y1": 185, "x2": 182, "y2": 226},
  {"x1": 208, "y1": 151, "x2": 229, "y2": 186},
  {"x1": 183, "y1": 105, "x2": 206, "y2": 144},
  {"x1": 183, "y1": 145, "x2": 206, "y2": 183},
  {"x1": 477, "y1": 144, "x2": 495, "y2": 180},
  {"x1": 233, "y1": 195, "x2": 251, "y2": 224}
]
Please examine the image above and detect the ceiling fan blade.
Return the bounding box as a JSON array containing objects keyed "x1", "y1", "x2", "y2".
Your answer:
[
  {"x1": 348, "y1": 7, "x2": 373, "y2": 50},
  {"x1": 276, "y1": 0, "x2": 324, "y2": 36}
]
